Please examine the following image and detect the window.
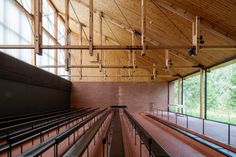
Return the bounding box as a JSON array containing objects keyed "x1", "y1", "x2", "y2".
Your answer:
[
  {"x1": 183, "y1": 73, "x2": 200, "y2": 117},
  {"x1": 207, "y1": 61, "x2": 236, "y2": 124},
  {"x1": 37, "y1": 32, "x2": 55, "y2": 74},
  {"x1": 57, "y1": 18, "x2": 68, "y2": 79},
  {"x1": 17, "y1": 0, "x2": 32, "y2": 13},
  {"x1": 0, "y1": 0, "x2": 32, "y2": 64},
  {"x1": 43, "y1": 0, "x2": 55, "y2": 37}
]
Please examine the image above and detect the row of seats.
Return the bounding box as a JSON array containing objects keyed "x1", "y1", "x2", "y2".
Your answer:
[
  {"x1": 0, "y1": 107, "x2": 98, "y2": 157},
  {"x1": 0, "y1": 108, "x2": 87, "y2": 139},
  {"x1": 1, "y1": 107, "x2": 175, "y2": 157},
  {"x1": 20, "y1": 108, "x2": 110, "y2": 157}
]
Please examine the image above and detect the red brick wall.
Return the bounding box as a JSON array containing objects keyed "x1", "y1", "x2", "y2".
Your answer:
[{"x1": 71, "y1": 82, "x2": 168, "y2": 112}]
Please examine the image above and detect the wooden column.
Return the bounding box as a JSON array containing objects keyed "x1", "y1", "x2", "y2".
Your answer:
[
  {"x1": 31, "y1": 0, "x2": 36, "y2": 65},
  {"x1": 54, "y1": 12, "x2": 58, "y2": 75},
  {"x1": 103, "y1": 37, "x2": 107, "y2": 80},
  {"x1": 79, "y1": 23, "x2": 83, "y2": 80},
  {"x1": 200, "y1": 68, "x2": 205, "y2": 118},
  {"x1": 34, "y1": 0, "x2": 42, "y2": 55},
  {"x1": 141, "y1": 0, "x2": 146, "y2": 56},
  {"x1": 128, "y1": 50, "x2": 132, "y2": 78},
  {"x1": 152, "y1": 64, "x2": 157, "y2": 80},
  {"x1": 65, "y1": 0, "x2": 71, "y2": 81},
  {"x1": 132, "y1": 31, "x2": 136, "y2": 72},
  {"x1": 128, "y1": 32, "x2": 133, "y2": 78},
  {"x1": 89, "y1": 0, "x2": 94, "y2": 56},
  {"x1": 165, "y1": 49, "x2": 170, "y2": 70},
  {"x1": 192, "y1": 16, "x2": 200, "y2": 55},
  {"x1": 99, "y1": 12, "x2": 103, "y2": 72}
]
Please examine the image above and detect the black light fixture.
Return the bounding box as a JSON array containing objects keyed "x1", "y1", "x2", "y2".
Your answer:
[
  {"x1": 169, "y1": 59, "x2": 173, "y2": 66},
  {"x1": 188, "y1": 46, "x2": 197, "y2": 56},
  {"x1": 199, "y1": 35, "x2": 205, "y2": 44}
]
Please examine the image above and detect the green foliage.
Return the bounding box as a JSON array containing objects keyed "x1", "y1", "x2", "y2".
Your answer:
[
  {"x1": 207, "y1": 63, "x2": 236, "y2": 124},
  {"x1": 183, "y1": 75, "x2": 200, "y2": 117},
  {"x1": 227, "y1": 64, "x2": 236, "y2": 110},
  {"x1": 169, "y1": 62, "x2": 236, "y2": 124}
]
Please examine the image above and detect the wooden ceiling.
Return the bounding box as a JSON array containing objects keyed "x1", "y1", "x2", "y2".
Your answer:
[{"x1": 51, "y1": 0, "x2": 236, "y2": 82}]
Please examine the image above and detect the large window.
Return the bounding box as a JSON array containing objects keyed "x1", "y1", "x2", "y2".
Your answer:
[
  {"x1": 37, "y1": 33, "x2": 55, "y2": 74},
  {"x1": 57, "y1": 18, "x2": 69, "y2": 79},
  {"x1": 43, "y1": 0, "x2": 55, "y2": 37},
  {"x1": 0, "y1": 0, "x2": 69, "y2": 79},
  {"x1": 207, "y1": 62, "x2": 236, "y2": 124},
  {"x1": 183, "y1": 74, "x2": 200, "y2": 117},
  {"x1": 0, "y1": 0, "x2": 32, "y2": 64}
]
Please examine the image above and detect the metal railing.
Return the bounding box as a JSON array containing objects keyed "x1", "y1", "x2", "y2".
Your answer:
[{"x1": 151, "y1": 108, "x2": 236, "y2": 147}]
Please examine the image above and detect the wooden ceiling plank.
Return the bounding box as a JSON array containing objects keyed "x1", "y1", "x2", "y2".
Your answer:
[
  {"x1": 89, "y1": 0, "x2": 94, "y2": 56},
  {"x1": 75, "y1": 0, "x2": 162, "y2": 47},
  {"x1": 152, "y1": 0, "x2": 236, "y2": 41},
  {"x1": 141, "y1": 0, "x2": 146, "y2": 56},
  {"x1": 170, "y1": 50, "x2": 199, "y2": 65}
]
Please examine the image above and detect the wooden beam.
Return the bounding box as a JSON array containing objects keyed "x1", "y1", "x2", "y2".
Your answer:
[
  {"x1": 152, "y1": 64, "x2": 157, "y2": 79},
  {"x1": 165, "y1": 49, "x2": 170, "y2": 70},
  {"x1": 151, "y1": 0, "x2": 236, "y2": 41},
  {"x1": 193, "y1": 16, "x2": 200, "y2": 55},
  {"x1": 132, "y1": 32, "x2": 136, "y2": 72},
  {"x1": 54, "y1": 12, "x2": 58, "y2": 75},
  {"x1": 141, "y1": 0, "x2": 146, "y2": 56},
  {"x1": 39, "y1": 64, "x2": 156, "y2": 69},
  {"x1": 30, "y1": 0, "x2": 36, "y2": 66},
  {"x1": 59, "y1": 74, "x2": 174, "y2": 78},
  {"x1": 89, "y1": 0, "x2": 94, "y2": 56},
  {"x1": 65, "y1": 0, "x2": 70, "y2": 74},
  {"x1": 1, "y1": 44, "x2": 235, "y2": 50},
  {"x1": 99, "y1": 12, "x2": 103, "y2": 71},
  {"x1": 79, "y1": 23, "x2": 83, "y2": 79},
  {"x1": 40, "y1": 45, "x2": 189, "y2": 50},
  {"x1": 34, "y1": 0, "x2": 42, "y2": 55},
  {"x1": 13, "y1": 0, "x2": 33, "y2": 19}
]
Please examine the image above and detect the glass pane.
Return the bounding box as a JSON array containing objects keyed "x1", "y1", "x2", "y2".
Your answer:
[
  {"x1": 188, "y1": 117, "x2": 203, "y2": 134},
  {"x1": 0, "y1": 0, "x2": 32, "y2": 64},
  {"x1": 177, "y1": 115, "x2": 187, "y2": 128},
  {"x1": 183, "y1": 74, "x2": 200, "y2": 117},
  {"x1": 207, "y1": 62, "x2": 236, "y2": 124},
  {"x1": 37, "y1": 33, "x2": 55, "y2": 74},
  {"x1": 204, "y1": 120, "x2": 228, "y2": 144},
  {"x1": 43, "y1": 0, "x2": 54, "y2": 37},
  {"x1": 169, "y1": 112, "x2": 177, "y2": 124},
  {"x1": 230, "y1": 125, "x2": 236, "y2": 147}
]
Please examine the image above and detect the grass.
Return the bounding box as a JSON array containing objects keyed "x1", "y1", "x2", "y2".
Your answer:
[
  {"x1": 169, "y1": 108, "x2": 236, "y2": 125},
  {"x1": 207, "y1": 110, "x2": 236, "y2": 125}
]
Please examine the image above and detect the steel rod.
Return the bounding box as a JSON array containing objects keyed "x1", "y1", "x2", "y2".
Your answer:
[
  {"x1": 38, "y1": 64, "x2": 200, "y2": 70},
  {"x1": 0, "y1": 45, "x2": 236, "y2": 50},
  {"x1": 58, "y1": 74, "x2": 174, "y2": 78}
]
